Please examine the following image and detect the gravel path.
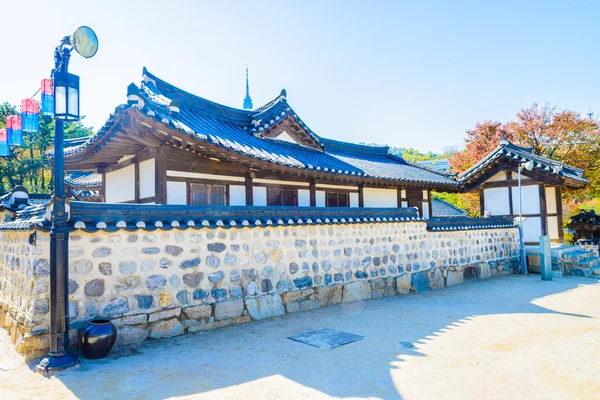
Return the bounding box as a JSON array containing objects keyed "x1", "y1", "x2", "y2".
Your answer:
[{"x1": 1, "y1": 275, "x2": 598, "y2": 399}]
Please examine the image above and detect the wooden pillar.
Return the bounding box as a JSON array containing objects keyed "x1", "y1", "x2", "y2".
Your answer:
[
  {"x1": 556, "y1": 186, "x2": 564, "y2": 242},
  {"x1": 427, "y1": 189, "x2": 433, "y2": 219},
  {"x1": 358, "y1": 183, "x2": 364, "y2": 207},
  {"x1": 479, "y1": 189, "x2": 485, "y2": 216},
  {"x1": 245, "y1": 174, "x2": 253, "y2": 206},
  {"x1": 154, "y1": 149, "x2": 167, "y2": 204},
  {"x1": 99, "y1": 167, "x2": 106, "y2": 202},
  {"x1": 397, "y1": 188, "x2": 402, "y2": 208},
  {"x1": 539, "y1": 184, "x2": 548, "y2": 236},
  {"x1": 309, "y1": 178, "x2": 316, "y2": 207},
  {"x1": 134, "y1": 161, "x2": 140, "y2": 203}
]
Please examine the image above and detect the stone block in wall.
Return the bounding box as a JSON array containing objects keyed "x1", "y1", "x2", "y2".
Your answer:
[
  {"x1": 410, "y1": 272, "x2": 430, "y2": 292},
  {"x1": 316, "y1": 285, "x2": 342, "y2": 307},
  {"x1": 214, "y1": 299, "x2": 244, "y2": 321},
  {"x1": 428, "y1": 269, "x2": 444, "y2": 290},
  {"x1": 21, "y1": 332, "x2": 49, "y2": 361},
  {"x1": 148, "y1": 307, "x2": 181, "y2": 323},
  {"x1": 342, "y1": 281, "x2": 371, "y2": 303},
  {"x1": 446, "y1": 270, "x2": 464, "y2": 287},
  {"x1": 111, "y1": 314, "x2": 148, "y2": 327},
  {"x1": 281, "y1": 288, "x2": 314, "y2": 305},
  {"x1": 186, "y1": 315, "x2": 251, "y2": 333},
  {"x1": 149, "y1": 318, "x2": 183, "y2": 339},
  {"x1": 477, "y1": 262, "x2": 492, "y2": 279},
  {"x1": 395, "y1": 273, "x2": 410, "y2": 294},
  {"x1": 285, "y1": 299, "x2": 320, "y2": 313},
  {"x1": 114, "y1": 325, "x2": 149, "y2": 346},
  {"x1": 245, "y1": 294, "x2": 285, "y2": 320},
  {"x1": 183, "y1": 304, "x2": 213, "y2": 321},
  {"x1": 383, "y1": 287, "x2": 395, "y2": 297}
]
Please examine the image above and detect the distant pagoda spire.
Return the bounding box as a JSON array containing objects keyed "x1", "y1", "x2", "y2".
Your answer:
[{"x1": 243, "y1": 66, "x2": 253, "y2": 110}]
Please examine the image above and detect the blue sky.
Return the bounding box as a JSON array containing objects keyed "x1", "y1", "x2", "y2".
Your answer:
[{"x1": 2, "y1": 1, "x2": 599, "y2": 152}]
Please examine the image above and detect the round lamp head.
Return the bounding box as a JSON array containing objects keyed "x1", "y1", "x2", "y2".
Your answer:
[{"x1": 71, "y1": 26, "x2": 98, "y2": 59}]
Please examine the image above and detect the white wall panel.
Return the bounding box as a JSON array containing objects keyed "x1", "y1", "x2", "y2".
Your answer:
[
  {"x1": 316, "y1": 191, "x2": 326, "y2": 207},
  {"x1": 511, "y1": 185, "x2": 540, "y2": 215},
  {"x1": 139, "y1": 159, "x2": 155, "y2": 199},
  {"x1": 546, "y1": 187, "x2": 557, "y2": 214},
  {"x1": 487, "y1": 171, "x2": 507, "y2": 182},
  {"x1": 105, "y1": 165, "x2": 135, "y2": 203},
  {"x1": 253, "y1": 187, "x2": 267, "y2": 206},
  {"x1": 298, "y1": 189, "x2": 311, "y2": 206},
  {"x1": 422, "y1": 202, "x2": 430, "y2": 219},
  {"x1": 349, "y1": 193, "x2": 359, "y2": 207},
  {"x1": 522, "y1": 216, "x2": 542, "y2": 243},
  {"x1": 547, "y1": 216, "x2": 559, "y2": 240},
  {"x1": 166, "y1": 170, "x2": 244, "y2": 182},
  {"x1": 253, "y1": 179, "x2": 309, "y2": 187},
  {"x1": 167, "y1": 181, "x2": 187, "y2": 204},
  {"x1": 363, "y1": 188, "x2": 398, "y2": 208},
  {"x1": 483, "y1": 187, "x2": 510, "y2": 216},
  {"x1": 229, "y1": 185, "x2": 246, "y2": 206}
]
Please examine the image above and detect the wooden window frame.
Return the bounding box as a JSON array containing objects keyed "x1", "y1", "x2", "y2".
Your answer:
[
  {"x1": 266, "y1": 185, "x2": 298, "y2": 207},
  {"x1": 325, "y1": 190, "x2": 351, "y2": 207}
]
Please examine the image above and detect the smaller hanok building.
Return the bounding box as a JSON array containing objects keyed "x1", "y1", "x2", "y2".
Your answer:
[
  {"x1": 58, "y1": 68, "x2": 461, "y2": 216},
  {"x1": 458, "y1": 138, "x2": 588, "y2": 245}
]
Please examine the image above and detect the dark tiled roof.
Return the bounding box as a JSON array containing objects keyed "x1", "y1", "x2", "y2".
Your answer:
[
  {"x1": 65, "y1": 171, "x2": 102, "y2": 188},
  {"x1": 431, "y1": 198, "x2": 467, "y2": 217},
  {"x1": 426, "y1": 216, "x2": 515, "y2": 231},
  {"x1": 458, "y1": 139, "x2": 587, "y2": 187},
  {"x1": 57, "y1": 68, "x2": 459, "y2": 188}
]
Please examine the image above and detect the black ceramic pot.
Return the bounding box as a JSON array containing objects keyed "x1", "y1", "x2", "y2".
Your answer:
[{"x1": 80, "y1": 319, "x2": 117, "y2": 360}]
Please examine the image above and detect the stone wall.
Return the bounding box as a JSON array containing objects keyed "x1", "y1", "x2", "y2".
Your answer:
[{"x1": 0, "y1": 221, "x2": 520, "y2": 360}]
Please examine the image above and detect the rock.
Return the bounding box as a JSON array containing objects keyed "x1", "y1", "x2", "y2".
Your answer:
[
  {"x1": 245, "y1": 294, "x2": 285, "y2": 320},
  {"x1": 111, "y1": 314, "x2": 147, "y2": 327},
  {"x1": 242, "y1": 269, "x2": 258, "y2": 280},
  {"x1": 98, "y1": 262, "x2": 112, "y2": 276},
  {"x1": 169, "y1": 274, "x2": 180, "y2": 288},
  {"x1": 85, "y1": 299, "x2": 99, "y2": 316},
  {"x1": 68, "y1": 279, "x2": 78, "y2": 294},
  {"x1": 261, "y1": 279, "x2": 273, "y2": 292},
  {"x1": 176, "y1": 290, "x2": 191, "y2": 305},
  {"x1": 193, "y1": 289, "x2": 209, "y2": 300},
  {"x1": 230, "y1": 285, "x2": 243, "y2": 299},
  {"x1": 211, "y1": 288, "x2": 227, "y2": 300},
  {"x1": 255, "y1": 253, "x2": 268, "y2": 264},
  {"x1": 342, "y1": 281, "x2": 371, "y2": 303},
  {"x1": 114, "y1": 326, "x2": 148, "y2": 346},
  {"x1": 84, "y1": 279, "x2": 105, "y2": 297},
  {"x1": 158, "y1": 258, "x2": 172, "y2": 269},
  {"x1": 103, "y1": 297, "x2": 129, "y2": 316},
  {"x1": 428, "y1": 269, "x2": 444, "y2": 290},
  {"x1": 289, "y1": 262, "x2": 299, "y2": 274},
  {"x1": 478, "y1": 263, "x2": 492, "y2": 279},
  {"x1": 371, "y1": 278, "x2": 385, "y2": 290},
  {"x1": 183, "y1": 304, "x2": 212, "y2": 320},
  {"x1": 69, "y1": 259, "x2": 93, "y2": 275},
  {"x1": 142, "y1": 247, "x2": 160, "y2": 255},
  {"x1": 362, "y1": 257, "x2": 372, "y2": 268},
  {"x1": 34, "y1": 280, "x2": 49, "y2": 295},
  {"x1": 165, "y1": 245, "x2": 184, "y2": 257},
  {"x1": 293, "y1": 276, "x2": 312, "y2": 289},
  {"x1": 316, "y1": 285, "x2": 342, "y2": 307},
  {"x1": 149, "y1": 318, "x2": 183, "y2": 339},
  {"x1": 224, "y1": 254, "x2": 236, "y2": 266},
  {"x1": 355, "y1": 271, "x2": 368, "y2": 279},
  {"x1": 324, "y1": 274, "x2": 332, "y2": 285},
  {"x1": 395, "y1": 273, "x2": 410, "y2": 294},
  {"x1": 92, "y1": 247, "x2": 112, "y2": 258},
  {"x1": 180, "y1": 258, "x2": 201, "y2": 269},
  {"x1": 32, "y1": 299, "x2": 49, "y2": 315},
  {"x1": 159, "y1": 292, "x2": 174, "y2": 308},
  {"x1": 246, "y1": 281, "x2": 259, "y2": 296},
  {"x1": 207, "y1": 243, "x2": 226, "y2": 253},
  {"x1": 208, "y1": 271, "x2": 225, "y2": 283},
  {"x1": 146, "y1": 274, "x2": 167, "y2": 289},
  {"x1": 230, "y1": 269, "x2": 240, "y2": 283},
  {"x1": 205, "y1": 256, "x2": 220, "y2": 268},
  {"x1": 115, "y1": 275, "x2": 141, "y2": 292},
  {"x1": 136, "y1": 295, "x2": 153, "y2": 309},
  {"x1": 286, "y1": 299, "x2": 319, "y2": 313},
  {"x1": 183, "y1": 271, "x2": 204, "y2": 287},
  {"x1": 119, "y1": 261, "x2": 137, "y2": 274},
  {"x1": 276, "y1": 280, "x2": 293, "y2": 293},
  {"x1": 261, "y1": 266, "x2": 274, "y2": 277},
  {"x1": 148, "y1": 307, "x2": 181, "y2": 323},
  {"x1": 282, "y1": 288, "x2": 314, "y2": 305},
  {"x1": 214, "y1": 299, "x2": 244, "y2": 321},
  {"x1": 411, "y1": 272, "x2": 430, "y2": 292}
]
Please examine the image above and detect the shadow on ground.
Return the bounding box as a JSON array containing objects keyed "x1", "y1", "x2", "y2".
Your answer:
[{"x1": 16, "y1": 275, "x2": 600, "y2": 399}]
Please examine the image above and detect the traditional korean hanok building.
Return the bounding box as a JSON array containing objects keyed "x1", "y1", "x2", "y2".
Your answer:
[
  {"x1": 58, "y1": 68, "x2": 460, "y2": 216},
  {"x1": 458, "y1": 137, "x2": 588, "y2": 244}
]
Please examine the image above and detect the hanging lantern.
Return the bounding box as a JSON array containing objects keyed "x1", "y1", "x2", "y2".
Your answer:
[
  {"x1": 22, "y1": 99, "x2": 40, "y2": 133},
  {"x1": 53, "y1": 71, "x2": 80, "y2": 121},
  {"x1": 0, "y1": 129, "x2": 9, "y2": 156},
  {"x1": 6, "y1": 115, "x2": 23, "y2": 146},
  {"x1": 41, "y1": 79, "x2": 54, "y2": 116}
]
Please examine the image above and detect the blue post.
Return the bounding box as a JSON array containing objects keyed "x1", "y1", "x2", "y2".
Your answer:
[{"x1": 540, "y1": 235, "x2": 552, "y2": 281}]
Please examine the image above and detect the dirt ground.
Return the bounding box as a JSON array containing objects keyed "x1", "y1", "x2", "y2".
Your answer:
[{"x1": 0, "y1": 274, "x2": 598, "y2": 400}]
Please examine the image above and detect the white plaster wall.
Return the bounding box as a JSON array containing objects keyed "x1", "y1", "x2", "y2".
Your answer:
[
  {"x1": 167, "y1": 181, "x2": 187, "y2": 205},
  {"x1": 487, "y1": 171, "x2": 508, "y2": 182},
  {"x1": 316, "y1": 184, "x2": 358, "y2": 191},
  {"x1": 253, "y1": 187, "x2": 267, "y2": 206},
  {"x1": 422, "y1": 190, "x2": 428, "y2": 200},
  {"x1": 422, "y1": 202, "x2": 430, "y2": 219},
  {"x1": 166, "y1": 170, "x2": 244, "y2": 182},
  {"x1": 546, "y1": 187, "x2": 557, "y2": 214},
  {"x1": 298, "y1": 189, "x2": 311, "y2": 207},
  {"x1": 139, "y1": 159, "x2": 155, "y2": 199},
  {"x1": 229, "y1": 185, "x2": 246, "y2": 206},
  {"x1": 254, "y1": 179, "x2": 309, "y2": 187},
  {"x1": 548, "y1": 216, "x2": 560, "y2": 240},
  {"x1": 522, "y1": 216, "x2": 542, "y2": 243},
  {"x1": 483, "y1": 187, "x2": 510, "y2": 216},
  {"x1": 105, "y1": 165, "x2": 135, "y2": 203},
  {"x1": 363, "y1": 188, "x2": 398, "y2": 208},
  {"x1": 511, "y1": 185, "x2": 540, "y2": 215},
  {"x1": 350, "y1": 193, "x2": 359, "y2": 208},
  {"x1": 316, "y1": 191, "x2": 326, "y2": 207}
]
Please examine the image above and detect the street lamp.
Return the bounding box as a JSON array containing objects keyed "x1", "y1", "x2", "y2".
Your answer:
[
  {"x1": 37, "y1": 26, "x2": 98, "y2": 375},
  {"x1": 517, "y1": 159, "x2": 535, "y2": 275}
]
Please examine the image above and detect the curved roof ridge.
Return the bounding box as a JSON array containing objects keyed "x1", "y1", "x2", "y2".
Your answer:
[{"x1": 320, "y1": 137, "x2": 390, "y2": 157}]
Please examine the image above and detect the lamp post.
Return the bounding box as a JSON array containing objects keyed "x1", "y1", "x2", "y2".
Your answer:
[
  {"x1": 37, "y1": 27, "x2": 98, "y2": 375},
  {"x1": 517, "y1": 160, "x2": 535, "y2": 275}
]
